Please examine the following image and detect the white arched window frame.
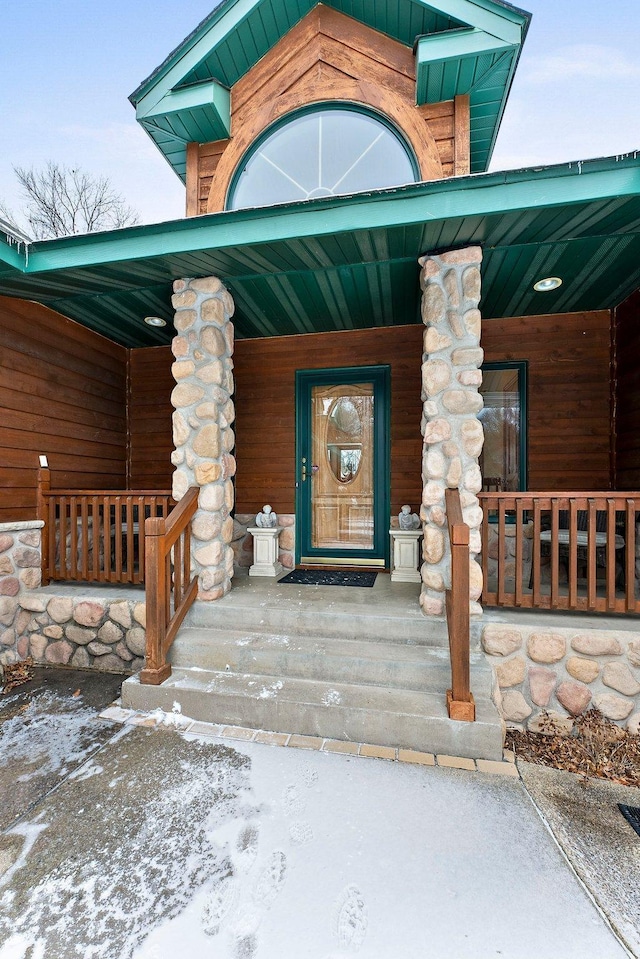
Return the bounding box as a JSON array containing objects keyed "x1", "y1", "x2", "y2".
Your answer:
[{"x1": 227, "y1": 104, "x2": 419, "y2": 211}]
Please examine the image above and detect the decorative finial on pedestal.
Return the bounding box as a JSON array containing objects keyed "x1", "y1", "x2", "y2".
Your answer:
[
  {"x1": 255, "y1": 504, "x2": 277, "y2": 528},
  {"x1": 399, "y1": 505, "x2": 420, "y2": 530}
]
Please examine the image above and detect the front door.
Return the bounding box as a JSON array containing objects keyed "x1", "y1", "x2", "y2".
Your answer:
[{"x1": 296, "y1": 366, "x2": 390, "y2": 567}]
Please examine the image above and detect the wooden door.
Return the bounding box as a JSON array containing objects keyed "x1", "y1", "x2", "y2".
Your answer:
[{"x1": 296, "y1": 366, "x2": 390, "y2": 567}]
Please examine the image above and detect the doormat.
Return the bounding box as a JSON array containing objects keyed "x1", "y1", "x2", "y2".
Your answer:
[
  {"x1": 279, "y1": 569, "x2": 378, "y2": 587},
  {"x1": 618, "y1": 804, "x2": 640, "y2": 837}
]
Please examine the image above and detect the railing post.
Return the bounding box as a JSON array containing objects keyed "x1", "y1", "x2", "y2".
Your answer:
[
  {"x1": 140, "y1": 515, "x2": 171, "y2": 685},
  {"x1": 36, "y1": 463, "x2": 51, "y2": 584},
  {"x1": 444, "y1": 488, "x2": 475, "y2": 722}
]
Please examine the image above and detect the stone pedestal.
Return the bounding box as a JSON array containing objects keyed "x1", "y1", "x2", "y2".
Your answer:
[
  {"x1": 390, "y1": 530, "x2": 422, "y2": 583},
  {"x1": 248, "y1": 527, "x2": 284, "y2": 577}
]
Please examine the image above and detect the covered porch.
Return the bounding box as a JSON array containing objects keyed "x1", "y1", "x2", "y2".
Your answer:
[{"x1": 2, "y1": 153, "x2": 640, "y2": 748}]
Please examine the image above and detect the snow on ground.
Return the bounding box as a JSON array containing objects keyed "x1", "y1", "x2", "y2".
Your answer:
[
  {"x1": 139, "y1": 728, "x2": 627, "y2": 959},
  {"x1": 0, "y1": 712, "x2": 630, "y2": 959},
  {"x1": 0, "y1": 685, "x2": 119, "y2": 831}
]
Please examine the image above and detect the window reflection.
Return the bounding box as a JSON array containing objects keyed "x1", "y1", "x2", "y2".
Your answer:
[{"x1": 479, "y1": 366, "x2": 525, "y2": 492}]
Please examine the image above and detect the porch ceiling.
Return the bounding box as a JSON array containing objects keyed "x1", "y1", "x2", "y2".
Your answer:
[{"x1": 0, "y1": 153, "x2": 639, "y2": 347}]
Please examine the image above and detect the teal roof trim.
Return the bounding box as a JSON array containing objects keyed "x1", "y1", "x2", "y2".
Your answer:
[
  {"x1": 130, "y1": 0, "x2": 530, "y2": 180},
  {"x1": 136, "y1": 81, "x2": 231, "y2": 181},
  {"x1": 0, "y1": 235, "x2": 26, "y2": 276},
  {"x1": 1, "y1": 153, "x2": 637, "y2": 346}
]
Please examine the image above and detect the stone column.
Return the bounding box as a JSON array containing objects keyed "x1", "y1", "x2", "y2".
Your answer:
[
  {"x1": 170, "y1": 277, "x2": 236, "y2": 601},
  {"x1": 419, "y1": 247, "x2": 484, "y2": 617}
]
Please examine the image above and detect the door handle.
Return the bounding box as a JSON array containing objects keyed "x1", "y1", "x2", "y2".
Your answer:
[{"x1": 301, "y1": 460, "x2": 318, "y2": 481}]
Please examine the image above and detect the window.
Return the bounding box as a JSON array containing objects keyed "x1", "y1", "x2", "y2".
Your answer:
[
  {"x1": 479, "y1": 362, "x2": 527, "y2": 492},
  {"x1": 228, "y1": 105, "x2": 418, "y2": 211}
]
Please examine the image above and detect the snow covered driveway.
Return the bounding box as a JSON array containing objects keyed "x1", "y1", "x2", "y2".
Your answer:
[{"x1": 0, "y1": 682, "x2": 630, "y2": 958}]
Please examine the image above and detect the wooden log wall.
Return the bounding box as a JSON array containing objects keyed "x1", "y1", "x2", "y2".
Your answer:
[
  {"x1": 0, "y1": 296, "x2": 127, "y2": 522},
  {"x1": 127, "y1": 347, "x2": 173, "y2": 490},
  {"x1": 482, "y1": 310, "x2": 613, "y2": 491},
  {"x1": 614, "y1": 289, "x2": 640, "y2": 490},
  {"x1": 0, "y1": 300, "x2": 617, "y2": 523}
]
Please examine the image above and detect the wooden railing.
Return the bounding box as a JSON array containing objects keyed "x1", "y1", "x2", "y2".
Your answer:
[
  {"x1": 140, "y1": 486, "x2": 199, "y2": 686},
  {"x1": 479, "y1": 492, "x2": 640, "y2": 614},
  {"x1": 444, "y1": 488, "x2": 475, "y2": 722},
  {"x1": 37, "y1": 466, "x2": 172, "y2": 585}
]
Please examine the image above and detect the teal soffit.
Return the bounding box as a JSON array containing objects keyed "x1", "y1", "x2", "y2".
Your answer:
[
  {"x1": 129, "y1": 0, "x2": 530, "y2": 181},
  {"x1": 0, "y1": 154, "x2": 638, "y2": 348}
]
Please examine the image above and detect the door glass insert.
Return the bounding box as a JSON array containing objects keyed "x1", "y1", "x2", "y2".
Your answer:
[{"x1": 311, "y1": 383, "x2": 374, "y2": 549}]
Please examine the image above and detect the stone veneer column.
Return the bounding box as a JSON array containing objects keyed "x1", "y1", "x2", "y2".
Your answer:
[
  {"x1": 419, "y1": 247, "x2": 484, "y2": 617},
  {"x1": 170, "y1": 277, "x2": 236, "y2": 601}
]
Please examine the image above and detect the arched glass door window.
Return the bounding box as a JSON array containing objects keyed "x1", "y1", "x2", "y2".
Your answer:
[{"x1": 228, "y1": 106, "x2": 418, "y2": 210}]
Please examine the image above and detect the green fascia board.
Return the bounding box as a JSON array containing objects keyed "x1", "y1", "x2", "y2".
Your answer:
[
  {"x1": 0, "y1": 235, "x2": 26, "y2": 275},
  {"x1": 131, "y1": 0, "x2": 259, "y2": 115},
  {"x1": 421, "y1": 0, "x2": 527, "y2": 43},
  {"x1": 138, "y1": 80, "x2": 231, "y2": 137},
  {"x1": 135, "y1": 80, "x2": 231, "y2": 181},
  {"x1": 5, "y1": 153, "x2": 637, "y2": 281},
  {"x1": 416, "y1": 29, "x2": 516, "y2": 100}
]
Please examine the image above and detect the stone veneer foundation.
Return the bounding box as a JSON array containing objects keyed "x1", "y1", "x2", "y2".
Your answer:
[
  {"x1": 170, "y1": 276, "x2": 236, "y2": 601},
  {"x1": 0, "y1": 521, "x2": 146, "y2": 672},
  {"x1": 419, "y1": 247, "x2": 484, "y2": 617},
  {"x1": 483, "y1": 621, "x2": 640, "y2": 734}
]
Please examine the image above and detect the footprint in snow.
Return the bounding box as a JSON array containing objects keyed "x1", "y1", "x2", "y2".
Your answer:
[
  {"x1": 234, "y1": 933, "x2": 258, "y2": 959},
  {"x1": 282, "y1": 783, "x2": 306, "y2": 816},
  {"x1": 289, "y1": 820, "x2": 314, "y2": 847},
  {"x1": 236, "y1": 822, "x2": 259, "y2": 873},
  {"x1": 202, "y1": 872, "x2": 238, "y2": 937},
  {"x1": 332, "y1": 884, "x2": 368, "y2": 950},
  {"x1": 300, "y1": 764, "x2": 319, "y2": 788},
  {"x1": 253, "y1": 850, "x2": 287, "y2": 908},
  {"x1": 231, "y1": 910, "x2": 262, "y2": 959}
]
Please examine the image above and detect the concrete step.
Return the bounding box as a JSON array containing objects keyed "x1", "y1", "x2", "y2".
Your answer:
[
  {"x1": 122, "y1": 649, "x2": 503, "y2": 761},
  {"x1": 185, "y1": 597, "x2": 462, "y2": 648},
  {"x1": 169, "y1": 627, "x2": 454, "y2": 691}
]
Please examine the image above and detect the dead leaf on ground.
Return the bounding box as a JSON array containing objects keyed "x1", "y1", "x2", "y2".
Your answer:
[
  {"x1": 2, "y1": 657, "x2": 35, "y2": 695},
  {"x1": 506, "y1": 708, "x2": 640, "y2": 788}
]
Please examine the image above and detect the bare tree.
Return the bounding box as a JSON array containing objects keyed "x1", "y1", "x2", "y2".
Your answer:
[{"x1": 14, "y1": 162, "x2": 140, "y2": 239}]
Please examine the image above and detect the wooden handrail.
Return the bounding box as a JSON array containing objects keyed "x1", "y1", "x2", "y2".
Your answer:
[
  {"x1": 444, "y1": 488, "x2": 475, "y2": 722},
  {"x1": 140, "y1": 486, "x2": 199, "y2": 686},
  {"x1": 479, "y1": 491, "x2": 640, "y2": 614}
]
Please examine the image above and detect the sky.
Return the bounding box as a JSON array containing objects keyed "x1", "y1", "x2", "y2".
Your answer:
[{"x1": 1, "y1": 0, "x2": 640, "y2": 229}]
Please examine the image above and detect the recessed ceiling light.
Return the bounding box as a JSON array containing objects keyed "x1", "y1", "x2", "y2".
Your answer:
[
  {"x1": 144, "y1": 315, "x2": 167, "y2": 327},
  {"x1": 533, "y1": 276, "x2": 563, "y2": 292}
]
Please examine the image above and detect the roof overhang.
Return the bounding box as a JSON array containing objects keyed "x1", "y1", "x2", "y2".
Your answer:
[
  {"x1": 1, "y1": 153, "x2": 638, "y2": 347},
  {"x1": 130, "y1": 0, "x2": 530, "y2": 180}
]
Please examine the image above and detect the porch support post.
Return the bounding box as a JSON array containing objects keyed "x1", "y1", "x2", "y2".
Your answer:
[
  {"x1": 170, "y1": 276, "x2": 236, "y2": 601},
  {"x1": 418, "y1": 247, "x2": 484, "y2": 617}
]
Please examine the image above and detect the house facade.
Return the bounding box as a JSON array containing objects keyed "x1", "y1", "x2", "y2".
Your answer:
[{"x1": 2, "y1": 0, "x2": 640, "y2": 746}]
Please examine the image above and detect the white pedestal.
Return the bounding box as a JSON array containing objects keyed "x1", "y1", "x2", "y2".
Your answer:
[
  {"x1": 248, "y1": 526, "x2": 284, "y2": 577},
  {"x1": 390, "y1": 529, "x2": 422, "y2": 583}
]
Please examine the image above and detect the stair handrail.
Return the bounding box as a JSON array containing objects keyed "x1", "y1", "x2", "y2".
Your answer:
[
  {"x1": 444, "y1": 487, "x2": 475, "y2": 721},
  {"x1": 140, "y1": 486, "x2": 199, "y2": 686}
]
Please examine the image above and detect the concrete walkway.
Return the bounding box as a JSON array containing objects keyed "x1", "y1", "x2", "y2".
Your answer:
[{"x1": 0, "y1": 669, "x2": 634, "y2": 959}]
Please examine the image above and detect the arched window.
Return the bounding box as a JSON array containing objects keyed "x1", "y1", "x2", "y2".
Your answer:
[{"x1": 227, "y1": 105, "x2": 418, "y2": 210}]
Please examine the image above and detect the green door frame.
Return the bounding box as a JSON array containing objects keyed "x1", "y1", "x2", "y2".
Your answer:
[{"x1": 295, "y1": 365, "x2": 391, "y2": 567}]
